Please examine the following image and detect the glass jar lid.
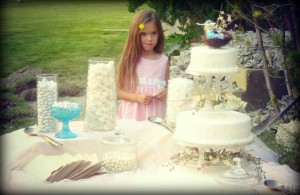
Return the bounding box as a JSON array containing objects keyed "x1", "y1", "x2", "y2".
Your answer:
[{"x1": 102, "y1": 131, "x2": 137, "y2": 146}]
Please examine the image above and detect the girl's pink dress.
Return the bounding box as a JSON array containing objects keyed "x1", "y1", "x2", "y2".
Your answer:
[{"x1": 118, "y1": 54, "x2": 169, "y2": 121}]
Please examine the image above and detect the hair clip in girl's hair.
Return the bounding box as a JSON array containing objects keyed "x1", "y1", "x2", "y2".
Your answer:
[{"x1": 139, "y1": 23, "x2": 144, "y2": 30}]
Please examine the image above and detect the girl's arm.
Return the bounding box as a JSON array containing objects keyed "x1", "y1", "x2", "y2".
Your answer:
[{"x1": 117, "y1": 88, "x2": 153, "y2": 105}]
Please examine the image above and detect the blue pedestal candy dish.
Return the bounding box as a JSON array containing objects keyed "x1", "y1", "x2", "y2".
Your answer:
[{"x1": 50, "y1": 101, "x2": 81, "y2": 139}]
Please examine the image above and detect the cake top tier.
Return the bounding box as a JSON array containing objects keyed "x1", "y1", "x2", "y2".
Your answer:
[{"x1": 186, "y1": 45, "x2": 239, "y2": 76}]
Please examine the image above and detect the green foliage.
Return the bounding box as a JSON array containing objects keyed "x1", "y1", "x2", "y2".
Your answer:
[
  {"x1": 3, "y1": 104, "x2": 33, "y2": 118},
  {"x1": 15, "y1": 75, "x2": 36, "y2": 86},
  {"x1": 165, "y1": 33, "x2": 187, "y2": 57},
  {"x1": 128, "y1": 0, "x2": 147, "y2": 12},
  {"x1": 252, "y1": 10, "x2": 262, "y2": 18},
  {"x1": 258, "y1": 131, "x2": 285, "y2": 153},
  {"x1": 258, "y1": 130, "x2": 299, "y2": 172},
  {"x1": 244, "y1": 37, "x2": 252, "y2": 48},
  {"x1": 233, "y1": 33, "x2": 242, "y2": 42},
  {"x1": 0, "y1": 84, "x2": 14, "y2": 93},
  {"x1": 271, "y1": 31, "x2": 282, "y2": 47},
  {"x1": 287, "y1": 51, "x2": 300, "y2": 65},
  {"x1": 270, "y1": 94, "x2": 277, "y2": 103},
  {"x1": 3, "y1": 92, "x2": 26, "y2": 105},
  {"x1": 287, "y1": 52, "x2": 300, "y2": 92},
  {"x1": 270, "y1": 31, "x2": 292, "y2": 50},
  {"x1": 127, "y1": 0, "x2": 228, "y2": 45},
  {"x1": 1, "y1": 117, "x2": 36, "y2": 135},
  {"x1": 280, "y1": 152, "x2": 300, "y2": 172},
  {"x1": 0, "y1": 91, "x2": 36, "y2": 135},
  {"x1": 273, "y1": 68, "x2": 280, "y2": 77},
  {"x1": 231, "y1": 4, "x2": 240, "y2": 18}
]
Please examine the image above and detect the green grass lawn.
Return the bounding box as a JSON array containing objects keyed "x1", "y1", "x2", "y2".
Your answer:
[
  {"x1": 1, "y1": 0, "x2": 145, "y2": 87},
  {"x1": 0, "y1": 0, "x2": 146, "y2": 132}
]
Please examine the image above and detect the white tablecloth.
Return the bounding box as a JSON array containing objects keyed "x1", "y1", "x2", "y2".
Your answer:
[{"x1": 1, "y1": 119, "x2": 299, "y2": 194}]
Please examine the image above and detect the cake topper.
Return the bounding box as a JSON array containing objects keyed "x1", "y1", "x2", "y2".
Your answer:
[
  {"x1": 196, "y1": 20, "x2": 216, "y2": 35},
  {"x1": 197, "y1": 18, "x2": 233, "y2": 48},
  {"x1": 196, "y1": 12, "x2": 232, "y2": 48},
  {"x1": 206, "y1": 28, "x2": 224, "y2": 39}
]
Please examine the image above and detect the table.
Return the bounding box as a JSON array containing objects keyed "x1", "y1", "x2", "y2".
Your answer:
[{"x1": 1, "y1": 119, "x2": 299, "y2": 194}]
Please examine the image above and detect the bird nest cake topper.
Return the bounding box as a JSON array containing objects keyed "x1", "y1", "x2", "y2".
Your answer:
[{"x1": 197, "y1": 11, "x2": 234, "y2": 48}]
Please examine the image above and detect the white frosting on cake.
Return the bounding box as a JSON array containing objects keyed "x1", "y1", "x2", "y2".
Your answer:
[
  {"x1": 186, "y1": 45, "x2": 239, "y2": 76},
  {"x1": 174, "y1": 110, "x2": 254, "y2": 147}
]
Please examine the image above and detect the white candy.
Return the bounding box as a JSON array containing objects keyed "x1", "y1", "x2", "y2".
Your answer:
[
  {"x1": 101, "y1": 151, "x2": 136, "y2": 172},
  {"x1": 84, "y1": 61, "x2": 117, "y2": 131},
  {"x1": 37, "y1": 77, "x2": 57, "y2": 133},
  {"x1": 52, "y1": 101, "x2": 80, "y2": 110}
]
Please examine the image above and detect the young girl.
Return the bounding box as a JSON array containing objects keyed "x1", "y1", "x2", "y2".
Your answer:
[{"x1": 117, "y1": 10, "x2": 170, "y2": 121}]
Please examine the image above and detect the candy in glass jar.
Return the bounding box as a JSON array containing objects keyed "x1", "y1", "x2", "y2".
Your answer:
[
  {"x1": 36, "y1": 74, "x2": 58, "y2": 133},
  {"x1": 101, "y1": 131, "x2": 137, "y2": 173},
  {"x1": 84, "y1": 57, "x2": 117, "y2": 131}
]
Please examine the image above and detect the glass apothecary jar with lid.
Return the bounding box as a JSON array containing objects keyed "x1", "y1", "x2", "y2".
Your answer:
[
  {"x1": 84, "y1": 57, "x2": 117, "y2": 131},
  {"x1": 36, "y1": 74, "x2": 58, "y2": 133},
  {"x1": 100, "y1": 130, "x2": 137, "y2": 173}
]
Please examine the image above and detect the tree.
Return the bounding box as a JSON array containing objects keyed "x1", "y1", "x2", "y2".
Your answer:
[
  {"x1": 251, "y1": 3, "x2": 281, "y2": 113},
  {"x1": 228, "y1": 0, "x2": 300, "y2": 113},
  {"x1": 128, "y1": 0, "x2": 227, "y2": 44}
]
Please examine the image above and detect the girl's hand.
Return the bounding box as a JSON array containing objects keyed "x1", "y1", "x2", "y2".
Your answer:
[
  {"x1": 153, "y1": 88, "x2": 167, "y2": 101},
  {"x1": 136, "y1": 93, "x2": 153, "y2": 105}
]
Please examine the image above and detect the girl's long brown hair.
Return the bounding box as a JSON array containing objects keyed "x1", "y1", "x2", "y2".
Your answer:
[{"x1": 117, "y1": 10, "x2": 165, "y2": 92}]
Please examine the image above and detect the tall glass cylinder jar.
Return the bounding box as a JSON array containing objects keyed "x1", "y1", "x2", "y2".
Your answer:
[
  {"x1": 84, "y1": 58, "x2": 117, "y2": 131},
  {"x1": 36, "y1": 74, "x2": 58, "y2": 133}
]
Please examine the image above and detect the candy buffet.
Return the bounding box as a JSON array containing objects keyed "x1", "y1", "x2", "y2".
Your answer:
[{"x1": 1, "y1": 52, "x2": 299, "y2": 194}]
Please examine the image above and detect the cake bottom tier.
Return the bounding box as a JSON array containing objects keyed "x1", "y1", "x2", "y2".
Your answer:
[{"x1": 174, "y1": 110, "x2": 254, "y2": 148}]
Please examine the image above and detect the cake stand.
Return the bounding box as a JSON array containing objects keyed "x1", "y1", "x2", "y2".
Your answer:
[
  {"x1": 174, "y1": 134, "x2": 254, "y2": 165},
  {"x1": 178, "y1": 52, "x2": 258, "y2": 186},
  {"x1": 174, "y1": 130, "x2": 257, "y2": 187},
  {"x1": 185, "y1": 71, "x2": 236, "y2": 109}
]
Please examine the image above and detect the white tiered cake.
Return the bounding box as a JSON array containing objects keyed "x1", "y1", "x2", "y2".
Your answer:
[
  {"x1": 174, "y1": 45, "x2": 254, "y2": 148},
  {"x1": 168, "y1": 34, "x2": 257, "y2": 187},
  {"x1": 186, "y1": 45, "x2": 239, "y2": 76}
]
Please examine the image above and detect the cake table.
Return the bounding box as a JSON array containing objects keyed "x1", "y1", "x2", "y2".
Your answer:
[{"x1": 1, "y1": 120, "x2": 299, "y2": 194}]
